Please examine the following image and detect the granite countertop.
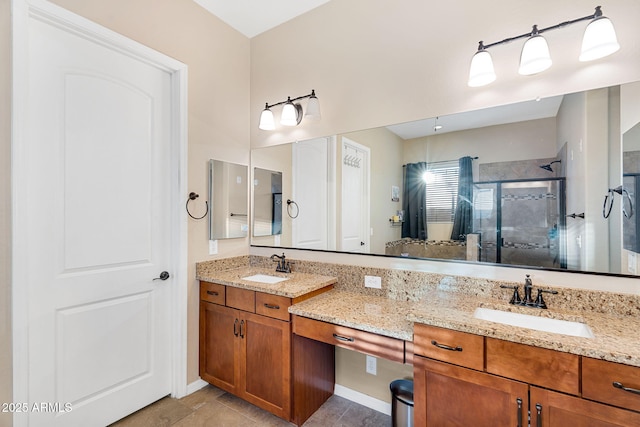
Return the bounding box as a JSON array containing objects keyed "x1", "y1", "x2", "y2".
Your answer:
[
  {"x1": 289, "y1": 290, "x2": 415, "y2": 341},
  {"x1": 289, "y1": 288, "x2": 640, "y2": 368},
  {"x1": 197, "y1": 266, "x2": 337, "y2": 299}
]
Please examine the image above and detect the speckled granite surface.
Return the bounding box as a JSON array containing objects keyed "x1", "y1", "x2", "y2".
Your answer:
[
  {"x1": 195, "y1": 255, "x2": 250, "y2": 278},
  {"x1": 290, "y1": 287, "x2": 640, "y2": 367},
  {"x1": 409, "y1": 291, "x2": 640, "y2": 367},
  {"x1": 197, "y1": 265, "x2": 336, "y2": 298},
  {"x1": 249, "y1": 255, "x2": 640, "y2": 317},
  {"x1": 198, "y1": 256, "x2": 640, "y2": 368},
  {"x1": 289, "y1": 290, "x2": 414, "y2": 341}
]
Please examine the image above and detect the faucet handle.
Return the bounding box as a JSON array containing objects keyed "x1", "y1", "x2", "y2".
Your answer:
[
  {"x1": 535, "y1": 289, "x2": 559, "y2": 309},
  {"x1": 500, "y1": 285, "x2": 522, "y2": 305}
]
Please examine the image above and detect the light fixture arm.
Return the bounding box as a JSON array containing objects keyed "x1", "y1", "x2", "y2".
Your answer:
[
  {"x1": 264, "y1": 90, "x2": 317, "y2": 110},
  {"x1": 478, "y1": 6, "x2": 603, "y2": 52}
]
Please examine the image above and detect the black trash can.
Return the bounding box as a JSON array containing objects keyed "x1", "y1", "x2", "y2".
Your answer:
[{"x1": 390, "y1": 379, "x2": 414, "y2": 427}]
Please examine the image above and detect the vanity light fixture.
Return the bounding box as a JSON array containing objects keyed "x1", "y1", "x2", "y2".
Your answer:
[
  {"x1": 468, "y1": 6, "x2": 620, "y2": 87},
  {"x1": 433, "y1": 117, "x2": 443, "y2": 132},
  {"x1": 259, "y1": 90, "x2": 321, "y2": 130}
]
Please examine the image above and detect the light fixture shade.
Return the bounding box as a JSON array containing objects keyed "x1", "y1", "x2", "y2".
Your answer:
[
  {"x1": 305, "y1": 93, "x2": 321, "y2": 120},
  {"x1": 468, "y1": 49, "x2": 496, "y2": 87},
  {"x1": 259, "y1": 106, "x2": 275, "y2": 130},
  {"x1": 519, "y1": 35, "x2": 552, "y2": 75},
  {"x1": 579, "y1": 16, "x2": 620, "y2": 62},
  {"x1": 280, "y1": 99, "x2": 299, "y2": 126}
]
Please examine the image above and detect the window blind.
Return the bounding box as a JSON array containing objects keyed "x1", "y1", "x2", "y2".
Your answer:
[{"x1": 425, "y1": 161, "x2": 459, "y2": 223}]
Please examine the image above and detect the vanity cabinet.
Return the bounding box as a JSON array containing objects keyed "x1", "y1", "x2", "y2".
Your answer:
[
  {"x1": 530, "y1": 386, "x2": 640, "y2": 427},
  {"x1": 413, "y1": 323, "x2": 640, "y2": 426},
  {"x1": 199, "y1": 281, "x2": 293, "y2": 420},
  {"x1": 414, "y1": 356, "x2": 527, "y2": 426},
  {"x1": 199, "y1": 280, "x2": 333, "y2": 423}
]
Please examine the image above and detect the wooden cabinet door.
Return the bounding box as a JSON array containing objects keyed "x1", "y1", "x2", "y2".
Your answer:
[
  {"x1": 240, "y1": 311, "x2": 291, "y2": 420},
  {"x1": 414, "y1": 356, "x2": 528, "y2": 427},
  {"x1": 530, "y1": 387, "x2": 640, "y2": 427},
  {"x1": 199, "y1": 302, "x2": 240, "y2": 395}
]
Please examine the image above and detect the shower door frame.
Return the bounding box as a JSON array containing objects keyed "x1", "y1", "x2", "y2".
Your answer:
[{"x1": 623, "y1": 173, "x2": 640, "y2": 252}]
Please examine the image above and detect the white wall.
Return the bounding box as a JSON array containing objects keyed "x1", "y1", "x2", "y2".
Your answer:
[
  {"x1": 251, "y1": 1, "x2": 640, "y2": 149},
  {"x1": 557, "y1": 92, "x2": 587, "y2": 270}
]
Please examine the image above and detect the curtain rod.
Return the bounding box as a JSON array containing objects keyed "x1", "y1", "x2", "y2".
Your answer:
[{"x1": 403, "y1": 156, "x2": 478, "y2": 167}]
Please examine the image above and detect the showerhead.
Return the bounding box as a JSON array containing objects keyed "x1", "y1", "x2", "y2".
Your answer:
[{"x1": 539, "y1": 159, "x2": 561, "y2": 172}]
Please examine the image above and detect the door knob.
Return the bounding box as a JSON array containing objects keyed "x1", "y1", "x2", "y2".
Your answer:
[{"x1": 153, "y1": 271, "x2": 170, "y2": 281}]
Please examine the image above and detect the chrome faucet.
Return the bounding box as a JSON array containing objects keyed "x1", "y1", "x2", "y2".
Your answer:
[
  {"x1": 500, "y1": 274, "x2": 558, "y2": 309},
  {"x1": 270, "y1": 253, "x2": 291, "y2": 273}
]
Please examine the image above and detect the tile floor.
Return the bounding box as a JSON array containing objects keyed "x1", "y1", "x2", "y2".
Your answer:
[{"x1": 110, "y1": 385, "x2": 391, "y2": 426}]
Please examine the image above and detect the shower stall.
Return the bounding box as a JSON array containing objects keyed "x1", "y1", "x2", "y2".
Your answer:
[{"x1": 472, "y1": 178, "x2": 567, "y2": 269}]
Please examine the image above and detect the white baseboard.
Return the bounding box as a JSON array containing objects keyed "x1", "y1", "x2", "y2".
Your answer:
[
  {"x1": 333, "y1": 384, "x2": 392, "y2": 416},
  {"x1": 186, "y1": 378, "x2": 209, "y2": 396}
]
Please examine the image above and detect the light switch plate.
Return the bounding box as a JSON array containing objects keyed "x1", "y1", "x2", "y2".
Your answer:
[
  {"x1": 209, "y1": 240, "x2": 218, "y2": 255},
  {"x1": 364, "y1": 275, "x2": 382, "y2": 289},
  {"x1": 366, "y1": 355, "x2": 377, "y2": 375},
  {"x1": 629, "y1": 252, "x2": 637, "y2": 274}
]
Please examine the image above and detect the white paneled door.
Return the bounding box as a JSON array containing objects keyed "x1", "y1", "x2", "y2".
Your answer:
[
  {"x1": 341, "y1": 138, "x2": 370, "y2": 253},
  {"x1": 292, "y1": 137, "x2": 336, "y2": 250},
  {"x1": 13, "y1": 2, "x2": 186, "y2": 426}
]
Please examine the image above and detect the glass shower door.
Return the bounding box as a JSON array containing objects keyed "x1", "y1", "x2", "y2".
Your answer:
[
  {"x1": 473, "y1": 179, "x2": 566, "y2": 268},
  {"x1": 500, "y1": 180, "x2": 566, "y2": 269}
]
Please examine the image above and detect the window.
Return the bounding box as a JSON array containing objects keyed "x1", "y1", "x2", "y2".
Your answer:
[{"x1": 424, "y1": 161, "x2": 459, "y2": 223}]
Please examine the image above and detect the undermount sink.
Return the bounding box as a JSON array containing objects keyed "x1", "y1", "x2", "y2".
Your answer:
[
  {"x1": 241, "y1": 274, "x2": 289, "y2": 284},
  {"x1": 473, "y1": 307, "x2": 594, "y2": 339}
]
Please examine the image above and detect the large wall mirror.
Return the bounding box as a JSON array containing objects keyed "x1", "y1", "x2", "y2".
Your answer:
[
  {"x1": 253, "y1": 167, "x2": 283, "y2": 237},
  {"x1": 251, "y1": 81, "x2": 640, "y2": 277},
  {"x1": 209, "y1": 159, "x2": 248, "y2": 240}
]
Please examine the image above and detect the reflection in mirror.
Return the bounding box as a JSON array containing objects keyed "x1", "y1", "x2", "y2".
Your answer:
[
  {"x1": 252, "y1": 81, "x2": 640, "y2": 277},
  {"x1": 253, "y1": 168, "x2": 282, "y2": 237},
  {"x1": 623, "y1": 121, "x2": 640, "y2": 253},
  {"x1": 208, "y1": 160, "x2": 248, "y2": 240}
]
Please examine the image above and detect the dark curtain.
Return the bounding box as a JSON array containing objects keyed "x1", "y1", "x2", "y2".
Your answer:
[
  {"x1": 402, "y1": 162, "x2": 427, "y2": 240},
  {"x1": 451, "y1": 156, "x2": 474, "y2": 240}
]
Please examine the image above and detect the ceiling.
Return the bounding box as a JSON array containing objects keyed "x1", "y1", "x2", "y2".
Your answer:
[
  {"x1": 386, "y1": 95, "x2": 564, "y2": 140},
  {"x1": 193, "y1": 0, "x2": 331, "y2": 38}
]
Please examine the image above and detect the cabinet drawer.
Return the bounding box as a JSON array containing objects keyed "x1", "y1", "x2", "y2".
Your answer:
[
  {"x1": 582, "y1": 357, "x2": 640, "y2": 412},
  {"x1": 226, "y1": 287, "x2": 255, "y2": 313},
  {"x1": 200, "y1": 281, "x2": 225, "y2": 305},
  {"x1": 413, "y1": 324, "x2": 484, "y2": 371},
  {"x1": 486, "y1": 338, "x2": 579, "y2": 395},
  {"x1": 293, "y1": 315, "x2": 405, "y2": 363},
  {"x1": 255, "y1": 293, "x2": 291, "y2": 321}
]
